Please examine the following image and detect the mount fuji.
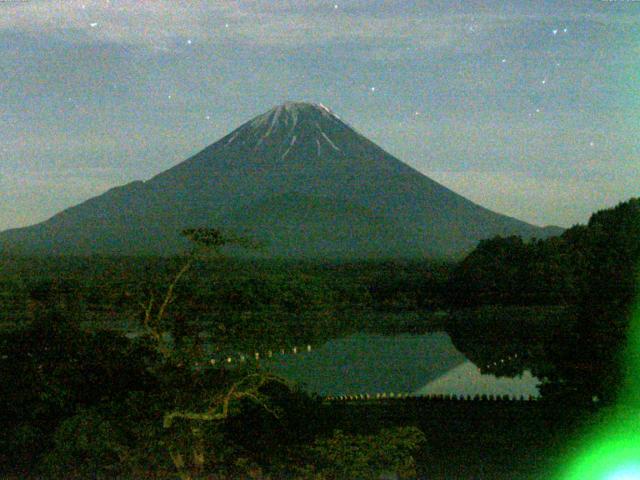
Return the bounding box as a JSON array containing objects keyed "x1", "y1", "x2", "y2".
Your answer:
[{"x1": 0, "y1": 102, "x2": 562, "y2": 258}]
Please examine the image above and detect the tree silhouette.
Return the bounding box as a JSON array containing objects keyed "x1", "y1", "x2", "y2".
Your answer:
[
  {"x1": 136, "y1": 228, "x2": 285, "y2": 480},
  {"x1": 551, "y1": 198, "x2": 640, "y2": 402}
]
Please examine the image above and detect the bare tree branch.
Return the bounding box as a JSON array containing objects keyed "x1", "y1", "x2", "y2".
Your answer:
[{"x1": 163, "y1": 373, "x2": 287, "y2": 428}]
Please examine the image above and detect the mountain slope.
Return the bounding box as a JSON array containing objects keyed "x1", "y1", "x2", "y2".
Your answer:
[{"x1": 0, "y1": 102, "x2": 563, "y2": 258}]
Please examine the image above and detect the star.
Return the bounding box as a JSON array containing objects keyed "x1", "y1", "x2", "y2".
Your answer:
[
  {"x1": 501, "y1": 58, "x2": 507, "y2": 63},
  {"x1": 552, "y1": 29, "x2": 558, "y2": 35},
  {"x1": 589, "y1": 141, "x2": 595, "y2": 147},
  {"x1": 415, "y1": 111, "x2": 420, "y2": 116},
  {"x1": 205, "y1": 115, "x2": 211, "y2": 120},
  {"x1": 370, "y1": 86, "x2": 376, "y2": 92},
  {"x1": 563, "y1": 28, "x2": 568, "y2": 33},
  {"x1": 81, "y1": 4, "x2": 86, "y2": 9},
  {"x1": 541, "y1": 79, "x2": 547, "y2": 85},
  {"x1": 334, "y1": 4, "x2": 339, "y2": 9},
  {"x1": 535, "y1": 108, "x2": 541, "y2": 113},
  {"x1": 167, "y1": 95, "x2": 172, "y2": 99},
  {"x1": 187, "y1": 39, "x2": 192, "y2": 45},
  {"x1": 225, "y1": 23, "x2": 229, "y2": 28}
]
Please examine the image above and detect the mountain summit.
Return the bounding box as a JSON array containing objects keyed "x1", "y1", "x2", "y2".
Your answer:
[{"x1": 0, "y1": 102, "x2": 562, "y2": 258}]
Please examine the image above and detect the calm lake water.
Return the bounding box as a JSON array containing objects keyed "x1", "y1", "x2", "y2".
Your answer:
[{"x1": 265, "y1": 332, "x2": 541, "y2": 398}]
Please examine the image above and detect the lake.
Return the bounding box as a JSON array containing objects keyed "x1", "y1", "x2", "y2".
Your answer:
[{"x1": 265, "y1": 332, "x2": 541, "y2": 398}]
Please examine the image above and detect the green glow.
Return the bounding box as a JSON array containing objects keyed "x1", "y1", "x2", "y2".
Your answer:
[
  {"x1": 558, "y1": 298, "x2": 640, "y2": 480},
  {"x1": 605, "y1": 464, "x2": 640, "y2": 480},
  {"x1": 558, "y1": 416, "x2": 640, "y2": 480}
]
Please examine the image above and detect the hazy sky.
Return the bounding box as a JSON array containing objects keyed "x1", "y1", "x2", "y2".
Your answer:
[{"x1": 1, "y1": 0, "x2": 638, "y2": 230}]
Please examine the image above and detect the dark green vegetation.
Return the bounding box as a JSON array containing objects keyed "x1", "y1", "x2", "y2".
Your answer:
[
  {"x1": 0, "y1": 237, "x2": 443, "y2": 479},
  {"x1": 447, "y1": 198, "x2": 640, "y2": 405},
  {"x1": 0, "y1": 102, "x2": 561, "y2": 258},
  {"x1": 0, "y1": 309, "x2": 429, "y2": 479},
  {"x1": 0, "y1": 197, "x2": 637, "y2": 479},
  {"x1": 0, "y1": 255, "x2": 452, "y2": 348}
]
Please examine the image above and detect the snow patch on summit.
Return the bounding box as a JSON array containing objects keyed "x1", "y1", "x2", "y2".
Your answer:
[
  {"x1": 266, "y1": 107, "x2": 283, "y2": 136},
  {"x1": 226, "y1": 131, "x2": 240, "y2": 145},
  {"x1": 318, "y1": 103, "x2": 331, "y2": 114},
  {"x1": 320, "y1": 131, "x2": 340, "y2": 152},
  {"x1": 239, "y1": 102, "x2": 348, "y2": 154},
  {"x1": 281, "y1": 135, "x2": 297, "y2": 159},
  {"x1": 318, "y1": 102, "x2": 341, "y2": 120}
]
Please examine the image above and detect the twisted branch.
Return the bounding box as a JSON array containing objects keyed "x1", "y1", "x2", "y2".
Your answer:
[{"x1": 163, "y1": 373, "x2": 286, "y2": 428}]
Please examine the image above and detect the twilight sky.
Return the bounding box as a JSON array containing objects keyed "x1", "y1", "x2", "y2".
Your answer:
[{"x1": 1, "y1": 0, "x2": 638, "y2": 230}]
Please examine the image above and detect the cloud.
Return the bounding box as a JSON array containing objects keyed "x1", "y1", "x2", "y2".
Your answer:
[
  {"x1": 1, "y1": 0, "x2": 637, "y2": 231},
  {"x1": 0, "y1": 0, "x2": 603, "y2": 51}
]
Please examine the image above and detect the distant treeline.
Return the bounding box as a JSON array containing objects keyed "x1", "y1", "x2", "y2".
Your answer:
[{"x1": 0, "y1": 256, "x2": 452, "y2": 327}]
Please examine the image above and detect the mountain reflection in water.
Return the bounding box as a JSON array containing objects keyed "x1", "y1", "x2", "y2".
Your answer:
[{"x1": 266, "y1": 332, "x2": 540, "y2": 398}]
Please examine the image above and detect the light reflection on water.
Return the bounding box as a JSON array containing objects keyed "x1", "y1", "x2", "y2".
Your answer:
[{"x1": 265, "y1": 332, "x2": 541, "y2": 398}]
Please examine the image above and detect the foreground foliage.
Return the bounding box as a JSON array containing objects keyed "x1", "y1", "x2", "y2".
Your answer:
[{"x1": 0, "y1": 228, "x2": 428, "y2": 479}]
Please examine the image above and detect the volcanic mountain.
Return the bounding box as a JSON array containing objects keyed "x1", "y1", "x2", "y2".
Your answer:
[{"x1": 0, "y1": 102, "x2": 562, "y2": 258}]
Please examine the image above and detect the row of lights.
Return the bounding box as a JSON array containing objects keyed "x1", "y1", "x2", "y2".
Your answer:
[
  {"x1": 208, "y1": 344, "x2": 313, "y2": 366},
  {"x1": 326, "y1": 392, "x2": 413, "y2": 401},
  {"x1": 486, "y1": 353, "x2": 519, "y2": 370},
  {"x1": 326, "y1": 393, "x2": 538, "y2": 402}
]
